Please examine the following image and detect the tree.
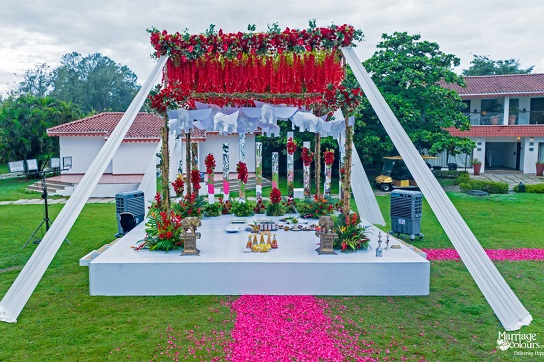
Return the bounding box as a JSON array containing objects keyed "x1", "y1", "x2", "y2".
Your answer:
[
  {"x1": 0, "y1": 95, "x2": 82, "y2": 164},
  {"x1": 17, "y1": 63, "x2": 53, "y2": 97},
  {"x1": 50, "y1": 52, "x2": 140, "y2": 113},
  {"x1": 355, "y1": 32, "x2": 472, "y2": 166},
  {"x1": 462, "y1": 55, "x2": 534, "y2": 76}
]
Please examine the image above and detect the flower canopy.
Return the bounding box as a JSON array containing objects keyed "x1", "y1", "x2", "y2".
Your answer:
[{"x1": 148, "y1": 22, "x2": 363, "y2": 108}]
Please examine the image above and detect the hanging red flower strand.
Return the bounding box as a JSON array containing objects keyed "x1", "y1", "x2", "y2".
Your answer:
[
  {"x1": 204, "y1": 153, "x2": 216, "y2": 176},
  {"x1": 171, "y1": 175, "x2": 185, "y2": 197},
  {"x1": 190, "y1": 169, "x2": 201, "y2": 191},
  {"x1": 324, "y1": 149, "x2": 335, "y2": 165}
]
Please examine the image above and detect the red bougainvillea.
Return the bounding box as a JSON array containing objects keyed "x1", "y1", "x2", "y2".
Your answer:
[
  {"x1": 236, "y1": 161, "x2": 248, "y2": 184},
  {"x1": 270, "y1": 188, "x2": 282, "y2": 204},
  {"x1": 324, "y1": 149, "x2": 335, "y2": 165},
  {"x1": 204, "y1": 153, "x2": 216, "y2": 176},
  {"x1": 301, "y1": 147, "x2": 314, "y2": 166},
  {"x1": 286, "y1": 137, "x2": 297, "y2": 155}
]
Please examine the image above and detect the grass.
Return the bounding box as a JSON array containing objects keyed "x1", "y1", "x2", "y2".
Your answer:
[
  {"x1": 0, "y1": 177, "x2": 43, "y2": 201},
  {"x1": 0, "y1": 191, "x2": 543, "y2": 360},
  {"x1": 0, "y1": 164, "x2": 9, "y2": 174}
]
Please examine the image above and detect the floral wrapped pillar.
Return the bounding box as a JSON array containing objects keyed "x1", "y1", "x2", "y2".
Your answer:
[
  {"x1": 255, "y1": 142, "x2": 263, "y2": 200},
  {"x1": 338, "y1": 133, "x2": 345, "y2": 200},
  {"x1": 301, "y1": 142, "x2": 313, "y2": 199},
  {"x1": 222, "y1": 142, "x2": 230, "y2": 201},
  {"x1": 237, "y1": 161, "x2": 248, "y2": 203},
  {"x1": 323, "y1": 149, "x2": 334, "y2": 197},
  {"x1": 272, "y1": 152, "x2": 279, "y2": 189},
  {"x1": 205, "y1": 153, "x2": 216, "y2": 204},
  {"x1": 286, "y1": 132, "x2": 296, "y2": 198}
]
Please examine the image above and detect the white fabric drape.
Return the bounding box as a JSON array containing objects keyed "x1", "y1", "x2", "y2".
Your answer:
[
  {"x1": 350, "y1": 142, "x2": 385, "y2": 225},
  {"x1": 342, "y1": 47, "x2": 531, "y2": 331},
  {"x1": 138, "y1": 142, "x2": 161, "y2": 216},
  {"x1": 0, "y1": 57, "x2": 168, "y2": 323}
]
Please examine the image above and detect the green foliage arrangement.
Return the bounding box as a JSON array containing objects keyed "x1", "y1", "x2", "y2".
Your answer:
[
  {"x1": 514, "y1": 183, "x2": 544, "y2": 193},
  {"x1": 459, "y1": 180, "x2": 509, "y2": 194},
  {"x1": 266, "y1": 202, "x2": 285, "y2": 216},
  {"x1": 203, "y1": 202, "x2": 222, "y2": 217},
  {"x1": 172, "y1": 192, "x2": 205, "y2": 218},
  {"x1": 333, "y1": 212, "x2": 370, "y2": 252},
  {"x1": 139, "y1": 193, "x2": 183, "y2": 252},
  {"x1": 231, "y1": 201, "x2": 255, "y2": 217},
  {"x1": 297, "y1": 196, "x2": 336, "y2": 219}
]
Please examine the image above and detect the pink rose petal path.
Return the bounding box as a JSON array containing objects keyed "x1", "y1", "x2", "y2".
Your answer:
[{"x1": 422, "y1": 248, "x2": 544, "y2": 261}]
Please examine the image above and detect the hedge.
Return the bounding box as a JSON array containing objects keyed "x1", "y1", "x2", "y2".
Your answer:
[
  {"x1": 513, "y1": 183, "x2": 544, "y2": 193},
  {"x1": 433, "y1": 170, "x2": 468, "y2": 179},
  {"x1": 459, "y1": 180, "x2": 509, "y2": 194}
]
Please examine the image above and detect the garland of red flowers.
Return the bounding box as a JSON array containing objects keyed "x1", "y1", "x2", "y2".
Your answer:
[
  {"x1": 190, "y1": 169, "x2": 201, "y2": 191},
  {"x1": 270, "y1": 188, "x2": 282, "y2": 204},
  {"x1": 324, "y1": 149, "x2": 335, "y2": 165},
  {"x1": 204, "y1": 153, "x2": 216, "y2": 176},
  {"x1": 286, "y1": 137, "x2": 297, "y2": 155},
  {"x1": 171, "y1": 175, "x2": 185, "y2": 197},
  {"x1": 323, "y1": 82, "x2": 363, "y2": 116},
  {"x1": 301, "y1": 147, "x2": 314, "y2": 167},
  {"x1": 236, "y1": 161, "x2": 248, "y2": 184},
  {"x1": 149, "y1": 22, "x2": 363, "y2": 60}
]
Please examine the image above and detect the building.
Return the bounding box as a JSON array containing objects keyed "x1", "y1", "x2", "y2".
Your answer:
[{"x1": 441, "y1": 73, "x2": 544, "y2": 174}]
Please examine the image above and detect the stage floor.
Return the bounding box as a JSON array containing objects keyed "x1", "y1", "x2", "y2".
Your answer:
[{"x1": 88, "y1": 215, "x2": 430, "y2": 296}]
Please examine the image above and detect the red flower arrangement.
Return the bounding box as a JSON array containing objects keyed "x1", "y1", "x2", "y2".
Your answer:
[
  {"x1": 253, "y1": 199, "x2": 266, "y2": 214},
  {"x1": 236, "y1": 161, "x2": 248, "y2": 184},
  {"x1": 218, "y1": 195, "x2": 232, "y2": 215},
  {"x1": 171, "y1": 175, "x2": 185, "y2": 197},
  {"x1": 191, "y1": 169, "x2": 201, "y2": 191},
  {"x1": 149, "y1": 22, "x2": 363, "y2": 60},
  {"x1": 286, "y1": 137, "x2": 297, "y2": 155},
  {"x1": 323, "y1": 82, "x2": 363, "y2": 116},
  {"x1": 301, "y1": 147, "x2": 314, "y2": 166},
  {"x1": 147, "y1": 82, "x2": 190, "y2": 115},
  {"x1": 270, "y1": 188, "x2": 282, "y2": 204},
  {"x1": 324, "y1": 149, "x2": 335, "y2": 165},
  {"x1": 204, "y1": 153, "x2": 216, "y2": 176}
]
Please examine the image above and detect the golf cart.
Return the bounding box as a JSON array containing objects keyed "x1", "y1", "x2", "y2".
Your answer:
[{"x1": 375, "y1": 156, "x2": 439, "y2": 192}]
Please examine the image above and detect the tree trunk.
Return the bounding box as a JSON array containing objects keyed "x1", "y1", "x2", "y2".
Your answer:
[
  {"x1": 161, "y1": 114, "x2": 171, "y2": 210},
  {"x1": 342, "y1": 122, "x2": 353, "y2": 216},
  {"x1": 314, "y1": 132, "x2": 321, "y2": 199}
]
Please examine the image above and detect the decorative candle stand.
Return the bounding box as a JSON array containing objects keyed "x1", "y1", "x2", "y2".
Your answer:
[
  {"x1": 315, "y1": 216, "x2": 337, "y2": 255},
  {"x1": 376, "y1": 232, "x2": 383, "y2": 257},
  {"x1": 181, "y1": 217, "x2": 202, "y2": 256}
]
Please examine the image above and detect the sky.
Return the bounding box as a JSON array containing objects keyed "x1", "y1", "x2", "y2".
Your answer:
[{"x1": 1, "y1": 0, "x2": 543, "y2": 96}]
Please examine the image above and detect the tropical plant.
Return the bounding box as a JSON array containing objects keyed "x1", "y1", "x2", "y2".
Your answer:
[
  {"x1": 297, "y1": 196, "x2": 335, "y2": 219},
  {"x1": 266, "y1": 188, "x2": 285, "y2": 216},
  {"x1": 203, "y1": 202, "x2": 222, "y2": 217},
  {"x1": 172, "y1": 192, "x2": 204, "y2": 218},
  {"x1": 333, "y1": 212, "x2": 370, "y2": 252},
  {"x1": 138, "y1": 193, "x2": 183, "y2": 252},
  {"x1": 231, "y1": 201, "x2": 255, "y2": 217}
]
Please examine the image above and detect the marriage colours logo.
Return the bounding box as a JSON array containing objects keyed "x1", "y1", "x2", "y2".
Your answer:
[{"x1": 497, "y1": 331, "x2": 544, "y2": 357}]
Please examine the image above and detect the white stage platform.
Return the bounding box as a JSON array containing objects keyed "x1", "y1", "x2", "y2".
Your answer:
[{"x1": 87, "y1": 215, "x2": 429, "y2": 296}]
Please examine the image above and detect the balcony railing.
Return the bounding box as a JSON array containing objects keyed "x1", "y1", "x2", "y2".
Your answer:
[{"x1": 465, "y1": 111, "x2": 544, "y2": 126}]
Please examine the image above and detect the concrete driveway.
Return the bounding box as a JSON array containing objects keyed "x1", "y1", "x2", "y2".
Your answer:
[{"x1": 471, "y1": 170, "x2": 543, "y2": 189}]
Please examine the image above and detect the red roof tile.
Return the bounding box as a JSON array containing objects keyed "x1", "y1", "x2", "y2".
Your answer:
[
  {"x1": 447, "y1": 125, "x2": 544, "y2": 137},
  {"x1": 47, "y1": 112, "x2": 163, "y2": 142},
  {"x1": 440, "y1": 73, "x2": 544, "y2": 98}
]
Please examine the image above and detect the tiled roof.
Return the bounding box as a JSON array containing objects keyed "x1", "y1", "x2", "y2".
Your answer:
[
  {"x1": 447, "y1": 125, "x2": 544, "y2": 137},
  {"x1": 439, "y1": 73, "x2": 544, "y2": 98},
  {"x1": 47, "y1": 112, "x2": 163, "y2": 142}
]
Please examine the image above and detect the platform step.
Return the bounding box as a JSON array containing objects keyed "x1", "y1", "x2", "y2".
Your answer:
[
  {"x1": 27, "y1": 179, "x2": 75, "y2": 196},
  {"x1": 79, "y1": 239, "x2": 119, "y2": 266}
]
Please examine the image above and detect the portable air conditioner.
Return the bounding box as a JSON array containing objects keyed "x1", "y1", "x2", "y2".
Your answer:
[
  {"x1": 115, "y1": 190, "x2": 145, "y2": 236},
  {"x1": 390, "y1": 190, "x2": 423, "y2": 241}
]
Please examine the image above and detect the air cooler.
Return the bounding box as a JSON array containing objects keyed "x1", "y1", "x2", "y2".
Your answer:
[
  {"x1": 390, "y1": 190, "x2": 423, "y2": 241},
  {"x1": 115, "y1": 190, "x2": 145, "y2": 236}
]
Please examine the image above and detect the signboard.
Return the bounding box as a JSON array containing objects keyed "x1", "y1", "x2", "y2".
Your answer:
[{"x1": 8, "y1": 161, "x2": 25, "y2": 173}]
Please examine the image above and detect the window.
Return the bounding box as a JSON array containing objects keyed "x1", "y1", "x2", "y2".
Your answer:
[{"x1": 530, "y1": 98, "x2": 544, "y2": 124}]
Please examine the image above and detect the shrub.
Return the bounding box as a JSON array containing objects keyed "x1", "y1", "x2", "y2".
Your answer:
[
  {"x1": 513, "y1": 183, "x2": 544, "y2": 193},
  {"x1": 454, "y1": 172, "x2": 470, "y2": 185},
  {"x1": 296, "y1": 197, "x2": 336, "y2": 219},
  {"x1": 434, "y1": 170, "x2": 468, "y2": 179},
  {"x1": 459, "y1": 180, "x2": 509, "y2": 194},
  {"x1": 203, "y1": 202, "x2": 222, "y2": 217},
  {"x1": 230, "y1": 201, "x2": 255, "y2": 217}
]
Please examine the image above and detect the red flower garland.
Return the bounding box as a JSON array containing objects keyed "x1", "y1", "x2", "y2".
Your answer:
[
  {"x1": 190, "y1": 169, "x2": 201, "y2": 191},
  {"x1": 301, "y1": 147, "x2": 314, "y2": 167},
  {"x1": 324, "y1": 149, "x2": 335, "y2": 165},
  {"x1": 287, "y1": 138, "x2": 297, "y2": 155},
  {"x1": 171, "y1": 175, "x2": 185, "y2": 197},
  {"x1": 204, "y1": 153, "x2": 216, "y2": 176},
  {"x1": 270, "y1": 188, "x2": 282, "y2": 204},
  {"x1": 236, "y1": 161, "x2": 248, "y2": 184},
  {"x1": 147, "y1": 82, "x2": 190, "y2": 115},
  {"x1": 323, "y1": 82, "x2": 363, "y2": 116}
]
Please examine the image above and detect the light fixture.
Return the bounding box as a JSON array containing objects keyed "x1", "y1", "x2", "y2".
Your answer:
[
  {"x1": 517, "y1": 136, "x2": 520, "y2": 141},
  {"x1": 530, "y1": 137, "x2": 534, "y2": 143}
]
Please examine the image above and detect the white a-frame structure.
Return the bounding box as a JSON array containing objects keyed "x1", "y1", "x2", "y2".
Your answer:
[{"x1": 0, "y1": 49, "x2": 532, "y2": 331}]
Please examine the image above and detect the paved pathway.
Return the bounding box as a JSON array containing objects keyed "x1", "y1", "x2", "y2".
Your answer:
[{"x1": 470, "y1": 171, "x2": 543, "y2": 188}]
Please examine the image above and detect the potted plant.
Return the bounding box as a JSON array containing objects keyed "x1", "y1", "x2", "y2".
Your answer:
[
  {"x1": 472, "y1": 158, "x2": 482, "y2": 175},
  {"x1": 536, "y1": 160, "x2": 544, "y2": 177},
  {"x1": 508, "y1": 106, "x2": 519, "y2": 125}
]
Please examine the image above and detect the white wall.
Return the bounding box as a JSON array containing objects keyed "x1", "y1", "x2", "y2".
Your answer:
[
  {"x1": 522, "y1": 136, "x2": 542, "y2": 173},
  {"x1": 112, "y1": 142, "x2": 158, "y2": 174},
  {"x1": 60, "y1": 136, "x2": 112, "y2": 174}
]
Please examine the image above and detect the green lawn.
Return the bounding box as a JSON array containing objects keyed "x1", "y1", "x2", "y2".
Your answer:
[
  {"x1": 0, "y1": 164, "x2": 9, "y2": 174},
  {"x1": 0, "y1": 177, "x2": 43, "y2": 201},
  {"x1": 0, "y1": 192, "x2": 543, "y2": 361}
]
